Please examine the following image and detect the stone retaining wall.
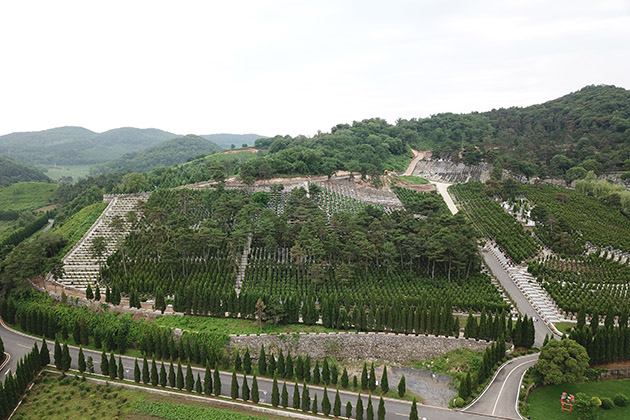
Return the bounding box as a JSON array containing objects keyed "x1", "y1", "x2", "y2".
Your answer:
[
  {"x1": 600, "y1": 367, "x2": 630, "y2": 380},
  {"x1": 229, "y1": 332, "x2": 490, "y2": 364}
]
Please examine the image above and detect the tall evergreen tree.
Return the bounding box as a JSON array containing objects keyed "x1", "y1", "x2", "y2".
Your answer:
[
  {"x1": 398, "y1": 375, "x2": 406, "y2": 397},
  {"x1": 346, "y1": 401, "x2": 353, "y2": 419},
  {"x1": 301, "y1": 383, "x2": 310, "y2": 412},
  {"x1": 369, "y1": 363, "x2": 376, "y2": 391},
  {"x1": 322, "y1": 387, "x2": 331, "y2": 416},
  {"x1": 177, "y1": 362, "x2": 184, "y2": 390},
  {"x1": 356, "y1": 394, "x2": 364, "y2": 420},
  {"x1": 322, "y1": 358, "x2": 330, "y2": 384},
  {"x1": 40, "y1": 338, "x2": 50, "y2": 366},
  {"x1": 234, "y1": 349, "x2": 242, "y2": 372},
  {"x1": 204, "y1": 365, "x2": 212, "y2": 395},
  {"x1": 313, "y1": 360, "x2": 321, "y2": 384},
  {"x1": 341, "y1": 367, "x2": 349, "y2": 388},
  {"x1": 409, "y1": 398, "x2": 418, "y2": 420},
  {"x1": 78, "y1": 347, "x2": 86, "y2": 373},
  {"x1": 381, "y1": 366, "x2": 389, "y2": 394},
  {"x1": 151, "y1": 359, "x2": 159, "y2": 386},
  {"x1": 196, "y1": 373, "x2": 203, "y2": 393},
  {"x1": 272, "y1": 376, "x2": 280, "y2": 407},
  {"x1": 243, "y1": 347, "x2": 252, "y2": 374},
  {"x1": 160, "y1": 362, "x2": 167, "y2": 387},
  {"x1": 281, "y1": 381, "x2": 289, "y2": 408},
  {"x1": 378, "y1": 396, "x2": 386, "y2": 420},
  {"x1": 142, "y1": 357, "x2": 150, "y2": 384},
  {"x1": 109, "y1": 352, "x2": 117, "y2": 379},
  {"x1": 366, "y1": 395, "x2": 374, "y2": 420},
  {"x1": 361, "y1": 362, "x2": 368, "y2": 390},
  {"x1": 213, "y1": 367, "x2": 221, "y2": 396},
  {"x1": 54, "y1": 339, "x2": 62, "y2": 370},
  {"x1": 101, "y1": 351, "x2": 108, "y2": 376},
  {"x1": 292, "y1": 381, "x2": 300, "y2": 409},
  {"x1": 258, "y1": 344, "x2": 267, "y2": 375},
  {"x1": 312, "y1": 393, "x2": 318, "y2": 415},
  {"x1": 231, "y1": 371, "x2": 239, "y2": 399},
  {"x1": 242, "y1": 374, "x2": 250, "y2": 401},
  {"x1": 134, "y1": 359, "x2": 141, "y2": 383},
  {"x1": 118, "y1": 356, "x2": 124, "y2": 380},
  {"x1": 169, "y1": 362, "x2": 175, "y2": 388},
  {"x1": 185, "y1": 363, "x2": 194, "y2": 391},
  {"x1": 62, "y1": 343, "x2": 71, "y2": 372},
  {"x1": 334, "y1": 388, "x2": 342, "y2": 417},
  {"x1": 252, "y1": 375, "x2": 259, "y2": 403}
]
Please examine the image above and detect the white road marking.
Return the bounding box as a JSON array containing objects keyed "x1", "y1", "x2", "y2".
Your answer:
[
  {"x1": 395, "y1": 413, "x2": 408, "y2": 417},
  {"x1": 17, "y1": 343, "x2": 31, "y2": 349},
  {"x1": 491, "y1": 360, "x2": 534, "y2": 416}
]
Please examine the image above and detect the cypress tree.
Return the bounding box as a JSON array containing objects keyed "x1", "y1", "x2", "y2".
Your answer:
[
  {"x1": 285, "y1": 352, "x2": 293, "y2": 378},
  {"x1": 78, "y1": 347, "x2": 86, "y2": 373},
  {"x1": 281, "y1": 381, "x2": 289, "y2": 408},
  {"x1": 151, "y1": 359, "x2": 159, "y2": 386},
  {"x1": 366, "y1": 395, "x2": 374, "y2": 420},
  {"x1": 381, "y1": 365, "x2": 389, "y2": 394},
  {"x1": 303, "y1": 355, "x2": 310, "y2": 383},
  {"x1": 252, "y1": 375, "x2": 259, "y2": 403},
  {"x1": 177, "y1": 362, "x2": 184, "y2": 390},
  {"x1": 459, "y1": 372, "x2": 471, "y2": 399},
  {"x1": 322, "y1": 387, "x2": 331, "y2": 416},
  {"x1": 142, "y1": 357, "x2": 150, "y2": 384},
  {"x1": 312, "y1": 393, "x2": 318, "y2": 414},
  {"x1": 80, "y1": 317, "x2": 89, "y2": 346},
  {"x1": 313, "y1": 360, "x2": 321, "y2": 384},
  {"x1": 109, "y1": 352, "x2": 117, "y2": 379},
  {"x1": 333, "y1": 388, "x2": 341, "y2": 417},
  {"x1": 398, "y1": 375, "x2": 406, "y2": 397},
  {"x1": 54, "y1": 339, "x2": 62, "y2": 370},
  {"x1": 322, "y1": 358, "x2": 330, "y2": 384},
  {"x1": 62, "y1": 343, "x2": 71, "y2": 372},
  {"x1": 292, "y1": 381, "x2": 300, "y2": 409},
  {"x1": 101, "y1": 351, "x2": 108, "y2": 376},
  {"x1": 353, "y1": 375, "x2": 359, "y2": 388},
  {"x1": 272, "y1": 376, "x2": 280, "y2": 407},
  {"x1": 194, "y1": 373, "x2": 202, "y2": 393},
  {"x1": 118, "y1": 356, "x2": 124, "y2": 380},
  {"x1": 378, "y1": 396, "x2": 386, "y2": 420},
  {"x1": 134, "y1": 359, "x2": 141, "y2": 383},
  {"x1": 242, "y1": 374, "x2": 250, "y2": 401},
  {"x1": 258, "y1": 345, "x2": 267, "y2": 375},
  {"x1": 169, "y1": 362, "x2": 175, "y2": 388},
  {"x1": 361, "y1": 362, "x2": 368, "y2": 390},
  {"x1": 94, "y1": 285, "x2": 101, "y2": 301},
  {"x1": 234, "y1": 349, "x2": 242, "y2": 372},
  {"x1": 204, "y1": 364, "x2": 212, "y2": 395},
  {"x1": 269, "y1": 353, "x2": 277, "y2": 377},
  {"x1": 346, "y1": 401, "x2": 353, "y2": 418},
  {"x1": 356, "y1": 394, "x2": 364, "y2": 420},
  {"x1": 213, "y1": 367, "x2": 221, "y2": 396},
  {"x1": 73, "y1": 320, "x2": 81, "y2": 345},
  {"x1": 94, "y1": 330, "x2": 102, "y2": 349},
  {"x1": 40, "y1": 338, "x2": 50, "y2": 366},
  {"x1": 86, "y1": 284, "x2": 93, "y2": 300},
  {"x1": 409, "y1": 398, "x2": 418, "y2": 420},
  {"x1": 231, "y1": 371, "x2": 239, "y2": 399},
  {"x1": 341, "y1": 367, "x2": 349, "y2": 388},
  {"x1": 277, "y1": 349, "x2": 285, "y2": 377},
  {"x1": 296, "y1": 356, "x2": 304, "y2": 381},
  {"x1": 243, "y1": 347, "x2": 252, "y2": 374},
  {"x1": 160, "y1": 362, "x2": 167, "y2": 387},
  {"x1": 369, "y1": 363, "x2": 376, "y2": 391},
  {"x1": 185, "y1": 363, "x2": 194, "y2": 391},
  {"x1": 301, "y1": 383, "x2": 310, "y2": 412}
]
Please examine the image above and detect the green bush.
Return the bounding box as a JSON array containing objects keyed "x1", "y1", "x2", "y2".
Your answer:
[
  {"x1": 613, "y1": 393, "x2": 628, "y2": 407},
  {"x1": 454, "y1": 397, "x2": 465, "y2": 408},
  {"x1": 600, "y1": 397, "x2": 614, "y2": 410}
]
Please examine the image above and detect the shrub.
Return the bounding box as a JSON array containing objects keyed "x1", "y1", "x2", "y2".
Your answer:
[
  {"x1": 600, "y1": 397, "x2": 613, "y2": 410},
  {"x1": 454, "y1": 397, "x2": 465, "y2": 408},
  {"x1": 613, "y1": 393, "x2": 628, "y2": 407}
]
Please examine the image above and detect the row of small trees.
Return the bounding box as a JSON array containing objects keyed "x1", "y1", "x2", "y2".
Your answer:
[{"x1": 0, "y1": 339, "x2": 44, "y2": 420}]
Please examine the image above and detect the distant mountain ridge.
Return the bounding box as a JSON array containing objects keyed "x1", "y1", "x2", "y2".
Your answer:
[
  {"x1": 0, "y1": 126, "x2": 177, "y2": 165},
  {"x1": 90, "y1": 135, "x2": 222, "y2": 175},
  {"x1": 200, "y1": 133, "x2": 268, "y2": 149}
]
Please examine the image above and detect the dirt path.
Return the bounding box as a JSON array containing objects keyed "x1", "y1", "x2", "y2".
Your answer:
[{"x1": 403, "y1": 149, "x2": 423, "y2": 176}]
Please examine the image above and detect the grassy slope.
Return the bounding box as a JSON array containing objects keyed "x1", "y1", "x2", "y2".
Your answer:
[
  {"x1": 41, "y1": 164, "x2": 92, "y2": 182},
  {"x1": 52, "y1": 201, "x2": 108, "y2": 257},
  {"x1": 152, "y1": 315, "x2": 336, "y2": 336},
  {"x1": 15, "y1": 372, "x2": 276, "y2": 420},
  {"x1": 0, "y1": 182, "x2": 58, "y2": 211},
  {"x1": 528, "y1": 379, "x2": 630, "y2": 420},
  {"x1": 396, "y1": 175, "x2": 429, "y2": 185}
]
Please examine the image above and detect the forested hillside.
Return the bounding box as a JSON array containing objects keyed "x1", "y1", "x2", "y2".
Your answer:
[
  {"x1": 0, "y1": 156, "x2": 49, "y2": 186},
  {"x1": 0, "y1": 126, "x2": 177, "y2": 165},
  {"x1": 90, "y1": 135, "x2": 222, "y2": 175}
]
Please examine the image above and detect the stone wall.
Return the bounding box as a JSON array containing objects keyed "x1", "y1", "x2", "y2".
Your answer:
[
  {"x1": 229, "y1": 332, "x2": 490, "y2": 365},
  {"x1": 600, "y1": 367, "x2": 630, "y2": 380}
]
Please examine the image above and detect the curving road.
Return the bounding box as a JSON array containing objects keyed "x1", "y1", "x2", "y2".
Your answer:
[{"x1": 0, "y1": 319, "x2": 508, "y2": 420}]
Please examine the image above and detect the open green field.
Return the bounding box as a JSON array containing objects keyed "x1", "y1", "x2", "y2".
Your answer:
[
  {"x1": 14, "y1": 371, "x2": 278, "y2": 420},
  {"x1": 152, "y1": 315, "x2": 336, "y2": 336},
  {"x1": 40, "y1": 164, "x2": 93, "y2": 181},
  {"x1": 396, "y1": 175, "x2": 429, "y2": 185},
  {"x1": 0, "y1": 182, "x2": 58, "y2": 211},
  {"x1": 527, "y1": 379, "x2": 630, "y2": 420},
  {"x1": 553, "y1": 322, "x2": 575, "y2": 335}
]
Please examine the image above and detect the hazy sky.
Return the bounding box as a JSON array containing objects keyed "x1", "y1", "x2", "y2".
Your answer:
[{"x1": 1, "y1": 0, "x2": 628, "y2": 137}]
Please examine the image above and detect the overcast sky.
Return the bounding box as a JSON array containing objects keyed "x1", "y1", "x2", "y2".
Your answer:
[{"x1": 1, "y1": 0, "x2": 628, "y2": 137}]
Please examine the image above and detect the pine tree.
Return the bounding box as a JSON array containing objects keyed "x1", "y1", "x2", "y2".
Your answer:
[
  {"x1": 54, "y1": 339, "x2": 62, "y2": 370},
  {"x1": 118, "y1": 356, "x2": 124, "y2": 380},
  {"x1": 341, "y1": 367, "x2": 349, "y2": 388},
  {"x1": 94, "y1": 285, "x2": 101, "y2": 301},
  {"x1": 80, "y1": 317, "x2": 89, "y2": 346},
  {"x1": 367, "y1": 395, "x2": 374, "y2": 420},
  {"x1": 353, "y1": 375, "x2": 359, "y2": 388},
  {"x1": 281, "y1": 381, "x2": 289, "y2": 408},
  {"x1": 322, "y1": 358, "x2": 330, "y2": 384},
  {"x1": 334, "y1": 388, "x2": 342, "y2": 416},
  {"x1": 101, "y1": 351, "x2": 108, "y2": 376},
  {"x1": 361, "y1": 362, "x2": 368, "y2": 390},
  {"x1": 292, "y1": 382, "x2": 300, "y2": 409},
  {"x1": 177, "y1": 362, "x2": 184, "y2": 390},
  {"x1": 231, "y1": 371, "x2": 239, "y2": 399},
  {"x1": 346, "y1": 401, "x2": 353, "y2": 418},
  {"x1": 213, "y1": 367, "x2": 221, "y2": 396},
  {"x1": 243, "y1": 347, "x2": 252, "y2": 374},
  {"x1": 313, "y1": 360, "x2": 321, "y2": 384},
  {"x1": 109, "y1": 352, "x2": 117, "y2": 379},
  {"x1": 185, "y1": 363, "x2": 194, "y2": 391},
  {"x1": 196, "y1": 373, "x2": 203, "y2": 393},
  {"x1": 301, "y1": 383, "x2": 310, "y2": 412},
  {"x1": 204, "y1": 365, "x2": 212, "y2": 395},
  {"x1": 409, "y1": 398, "x2": 418, "y2": 420},
  {"x1": 459, "y1": 372, "x2": 471, "y2": 399},
  {"x1": 356, "y1": 394, "x2": 364, "y2": 420},
  {"x1": 40, "y1": 338, "x2": 50, "y2": 366},
  {"x1": 398, "y1": 375, "x2": 406, "y2": 397},
  {"x1": 151, "y1": 359, "x2": 159, "y2": 386},
  {"x1": 62, "y1": 343, "x2": 71, "y2": 372},
  {"x1": 169, "y1": 362, "x2": 176, "y2": 388},
  {"x1": 322, "y1": 387, "x2": 331, "y2": 416},
  {"x1": 252, "y1": 375, "x2": 259, "y2": 403},
  {"x1": 369, "y1": 363, "x2": 376, "y2": 391},
  {"x1": 378, "y1": 396, "x2": 386, "y2": 420},
  {"x1": 94, "y1": 330, "x2": 102, "y2": 349},
  {"x1": 381, "y1": 365, "x2": 389, "y2": 394},
  {"x1": 142, "y1": 357, "x2": 150, "y2": 384},
  {"x1": 234, "y1": 349, "x2": 242, "y2": 372},
  {"x1": 303, "y1": 355, "x2": 310, "y2": 383},
  {"x1": 277, "y1": 349, "x2": 285, "y2": 377},
  {"x1": 134, "y1": 359, "x2": 140, "y2": 383},
  {"x1": 258, "y1": 344, "x2": 267, "y2": 375},
  {"x1": 285, "y1": 352, "x2": 293, "y2": 378},
  {"x1": 86, "y1": 284, "x2": 93, "y2": 300},
  {"x1": 272, "y1": 376, "x2": 280, "y2": 407},
  {"x1": 160, "y1": 362, "x2": 167, "y2": 387}
]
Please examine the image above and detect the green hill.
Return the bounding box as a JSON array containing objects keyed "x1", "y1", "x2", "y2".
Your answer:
[
  {"x1": 200, "y1": 133, "x2": 267, "y2": 149},
  {"x1": 0, "y1": 156, "x2": 49, "y2": 186},
  {"x1": 0, "y1": 182, "x2": 58, "y2": 211},
  {"x1": 91, "y1": 135, "x2": 222, "y2": 174},
  {"x1": 0, "y1": 126, "x2": 177, "y2": 165}
]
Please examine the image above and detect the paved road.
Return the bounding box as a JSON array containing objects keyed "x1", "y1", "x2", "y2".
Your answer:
[
  {"x1": 0, "y1": 320, "x2": 504, "y2": 420},
  {"x1": 463, "y1": 353, "x2": 538, "y2": 419},
  {"x1": 482, "y1": 249, "x2": 555, "y2": 347}
]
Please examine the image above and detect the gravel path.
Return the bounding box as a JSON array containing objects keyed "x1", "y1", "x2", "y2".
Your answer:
[{"x1": 388, "y1": 366, "x2": 457, "y2": 407}]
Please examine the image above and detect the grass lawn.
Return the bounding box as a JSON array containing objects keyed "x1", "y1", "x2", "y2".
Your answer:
[
  {"x1": 53, "y1": 201, "x2": 108, "y2": 257},
  {"x1": 527, "y1": 379, "x2": 630, "y2": 420},
  {"x1": 411, "y1": 348, "x2": 483, "y2": 379},
  {"x1": 152, "y1": 315, "x2": 337, "y2": 336},
  {"x1": 14, "y1": 371, "x2": 280, "y2": 420},
  {"x1": 41, "y1": 164, "x2": 93, "y2": 182},
  {"x1": 553, "y1": 322, "x2": 575, "y2": 335},
  {"x1": 397, "y1": 175, "x2": 429, "y2": 185},
  {"x1": 0, "y1": 182, "x2": 58, "y2": 211}
]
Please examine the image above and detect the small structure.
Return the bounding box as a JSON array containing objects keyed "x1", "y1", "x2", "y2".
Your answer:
[{"x1": 560, "y1": 392, "x2": 574, "y2": 412}]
